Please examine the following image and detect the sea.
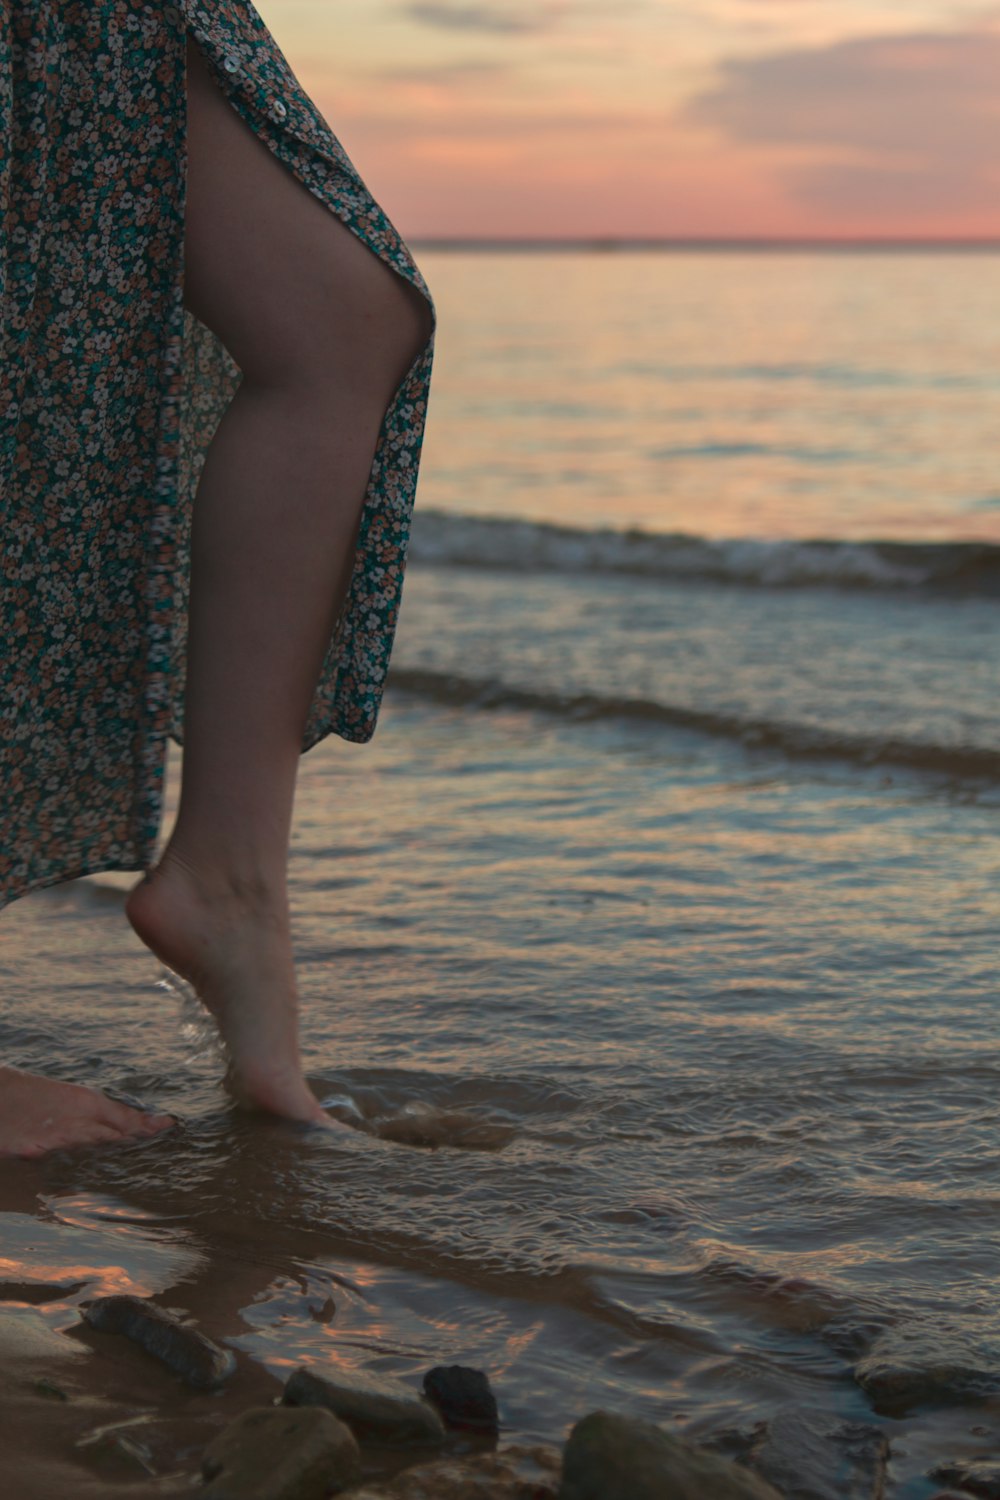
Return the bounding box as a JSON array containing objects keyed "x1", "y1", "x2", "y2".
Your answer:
[{"x1": 2, "y1": 249, "x2": 1000, "y2": 1496}]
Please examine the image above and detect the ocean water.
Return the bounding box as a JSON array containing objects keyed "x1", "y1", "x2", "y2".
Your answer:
[{"x1": 2, "y1": 251, "x2": 1000, "y2": 1495}]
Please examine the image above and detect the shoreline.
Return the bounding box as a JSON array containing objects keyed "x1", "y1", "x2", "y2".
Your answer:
[
  {"x1": 0, "y1": 1243, "x2": 964, "y2": 1500},
  {"x1": 0, "y1": 1292, "x2": 782, "y2": 1500}
]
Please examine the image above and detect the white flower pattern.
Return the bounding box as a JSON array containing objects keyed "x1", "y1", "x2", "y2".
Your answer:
[{"x1": 0, "y1": 0, "x2": 436, "y2": 909}]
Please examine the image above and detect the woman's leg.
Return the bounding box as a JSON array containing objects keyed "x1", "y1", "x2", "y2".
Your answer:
[{"x1": 125, "y1": 36, "x2": 432, "y2": 1121}]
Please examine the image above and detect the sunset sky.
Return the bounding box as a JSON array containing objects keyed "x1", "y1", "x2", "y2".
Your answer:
[{"x1": 255, "y1": 0, "x2": 1000, "y2": 239}]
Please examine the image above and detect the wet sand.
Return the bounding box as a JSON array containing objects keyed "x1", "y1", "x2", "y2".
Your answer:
[{"x1": 0, "y1": 1169, "x2": 498, "y2": 1497}]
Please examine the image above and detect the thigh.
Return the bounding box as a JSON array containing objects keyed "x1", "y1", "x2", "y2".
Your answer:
[{"x1": 183, "y1": 34, "x2": 430, "y2": 395}]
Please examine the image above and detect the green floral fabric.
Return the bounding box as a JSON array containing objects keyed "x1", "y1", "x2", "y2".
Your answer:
[{"x1": 0, "y1": 1, "x2": 436, "y2": 908}]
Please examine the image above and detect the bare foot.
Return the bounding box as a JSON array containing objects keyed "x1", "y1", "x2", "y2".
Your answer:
[
  {"x1": 0, "y1": 1066, "x2": 175, "y2": 1160},
  {"x1": 125, "y1": 850, "x2": 328, "y2": 1125}
]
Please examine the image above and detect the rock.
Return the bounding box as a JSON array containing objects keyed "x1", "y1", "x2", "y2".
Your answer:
[
  {"x1": 558, "y1": 1410, "x2": 785, "y2": 1500},
  {"x1": 309, "y1": 1297, "x2": 336, "y2": 1324},
  {"x1": 82, "y1": 1294, "x2": 235, "y2": 1390},
  {"x1": 423, "y1": 1364, "x2": 499, "y2": 1433},
  {"x1": 854, "y1": 1327, "x2": 1000, "y2": 1416},
  {"x1": 745, "y1": 1408, "x2": 889, "y2": 1500},
  {"x1": 696, "y1": 1420, "x2": 768, "y2": 1463},
  {"x1": 284, "y1": 1365, "x2": 446, "y2": 1448},
  {"x1": 364, "y1": 1099, "x2": 516, "y2": 1151},
  {"x1": 820, "y1": 1315, "x2": 892, "y2": 1363},
  {"x1": 340, "y1": 1442, "x2": 561, "y2": 1498},
  {"x1": 202, "y1": 1405, "x2": 361, "y2": 1500},
  {"x1": 929, "y1": 1459, "x2": 1000, "y2": 1499}
]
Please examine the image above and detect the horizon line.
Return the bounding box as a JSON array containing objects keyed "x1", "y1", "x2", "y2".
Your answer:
[{"x1": 411, "y1": 235, "x2": 1000, "y2": 251}]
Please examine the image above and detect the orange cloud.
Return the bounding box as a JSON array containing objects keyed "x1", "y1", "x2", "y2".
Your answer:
[{"x1": 261, "y1": 2, "x2": 1000, "y2": 238}]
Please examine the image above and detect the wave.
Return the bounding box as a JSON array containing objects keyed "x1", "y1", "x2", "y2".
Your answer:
[
  {"x1": 387, "y1": 666, "x2": 1000, "y2": 785},
  {"x1": 408, "y1": 511, "x2": 1000, "y2": 596}
]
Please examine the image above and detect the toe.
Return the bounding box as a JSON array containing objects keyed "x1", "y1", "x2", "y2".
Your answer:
[{"x1": 99, "y1": 1098, "x2": 154, "y2": 1133}]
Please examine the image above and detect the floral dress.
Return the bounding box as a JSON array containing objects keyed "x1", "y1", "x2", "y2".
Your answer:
[{"x1": 0, "y1": 1, "x2": 436, "y2": 909}]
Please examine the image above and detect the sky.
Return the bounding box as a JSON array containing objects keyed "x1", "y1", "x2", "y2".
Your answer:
[{"x1": 255, "y1": 1, "x2": 1000, "y2": 239}]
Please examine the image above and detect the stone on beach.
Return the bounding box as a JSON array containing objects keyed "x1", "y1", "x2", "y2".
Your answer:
[
  {"x1": 557, "y1": 1410, "x2": 786, "y2": 1500},
  {"x1": 82, "y1": 1293, "x2": 235, "y2": 1390},
  {"x1": 853, "y1": 1326, "x2": 1000, "y2": 1416},
  {"x1": 744, "y1": 1406, "x2": 889, "y2": 1500},
  {"x1": 283, "y1": 1364, "x2": 446, "y2": 1447},
  {"x1": 340, "y1": 1442, "x2": 562, "y2": 1498},
  {"x1": 202, "y1": 1405, "x2": 361, "y2": 1500},
  {"x1": 928, "y1": 1458, "x2": 1000, "y2": 1499},
  {"x1": 422, "y1": 1363, "x2": 500, "y2": 1433}
]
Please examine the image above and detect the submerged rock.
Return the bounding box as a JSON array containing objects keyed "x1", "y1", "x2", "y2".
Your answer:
[
  {"x1": 422, "y1": 1364, "x2": 499, "y2": 1433},
  {"x1": 283, "y1": 1365, "x2": 446, "y2": 1447},
  {"x1": 341, "y1": 1443, "x2": 561, "y2": 1498},
  {"x1": 82, "y1": 1294, "x2": 235, "y2": 1390},
  {"x1": 202, "y1": 1406, "x2": 361, "y2": 1500},
  {"x1": 696, "y1": 1420, "x2": 768, "y2": 1463},
  {"x1": 368, "y1": 1100, "x2": 516, "y2": 1151},
  {"x1": 558, "y1": 1411, "x2": 785, "y2": 1500},
  {"x1": 928, "y1": 1458, "x2": 1000, "y2": 1499},
  {"x1": 853, "y1": 1327, "x2": 1000, "y2": 1416},
  {"x1": 745, "y1": 1407, "x2": 889, "y2": 1500}
]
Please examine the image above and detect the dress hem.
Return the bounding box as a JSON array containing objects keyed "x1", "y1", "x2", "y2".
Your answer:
[{"x1": 0, "y1": 855, "x2": 149, "y2": 915}]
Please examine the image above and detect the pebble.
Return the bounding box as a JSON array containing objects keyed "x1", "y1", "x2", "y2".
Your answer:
[
  {"x1": 422, "y1": 1364, "x2": 499, "y2": 1433},
  {"x1": 557, "y1": 1409, "x2": 785, "y2": 1500},
  {"x1": 202, "y1": 1405, "x2": 361, "y2": 1500},
  {"x1": 82, "y1": 1294, "x2": 235, "y2": 1390},
  {"x1": 284, "y1": 1365, "x2": 446, "y2": 1447}
]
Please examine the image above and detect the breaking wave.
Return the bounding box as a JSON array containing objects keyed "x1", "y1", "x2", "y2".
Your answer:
[
  {"x1": 408, "y1": 511, "x2": 1000, "y2": 596},
  {"x1": 387, "y1": 666, "x2": 1000, "y2": 785}
]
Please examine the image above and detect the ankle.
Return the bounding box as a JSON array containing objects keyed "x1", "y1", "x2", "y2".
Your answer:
[{"x1": 150, "y1": 841, "x2": 288, "y2": 913}]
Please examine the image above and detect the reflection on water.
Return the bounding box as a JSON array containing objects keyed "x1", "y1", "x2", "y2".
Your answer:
[{"x1": 418, "y1": 250, "x2": 1000, "y2": 543}]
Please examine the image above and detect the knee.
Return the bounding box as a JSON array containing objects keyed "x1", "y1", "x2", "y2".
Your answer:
[
  {"x1": 361, "y1": 275, "x2": 435, "y2": 387},
  {"x1": 403, "y1": 280, "x2": 436, "y2": 355},
  {"x1": 308, "y1": 274, "x2": 434, "y2": 406},
  {"x1": 206, "y1": 258, "x2": 432, "y2": 403}
]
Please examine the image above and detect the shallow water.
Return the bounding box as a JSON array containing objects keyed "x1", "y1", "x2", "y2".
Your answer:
[{"x1": 2, "y1": 694, "x2": 999, "y2": 1494}]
